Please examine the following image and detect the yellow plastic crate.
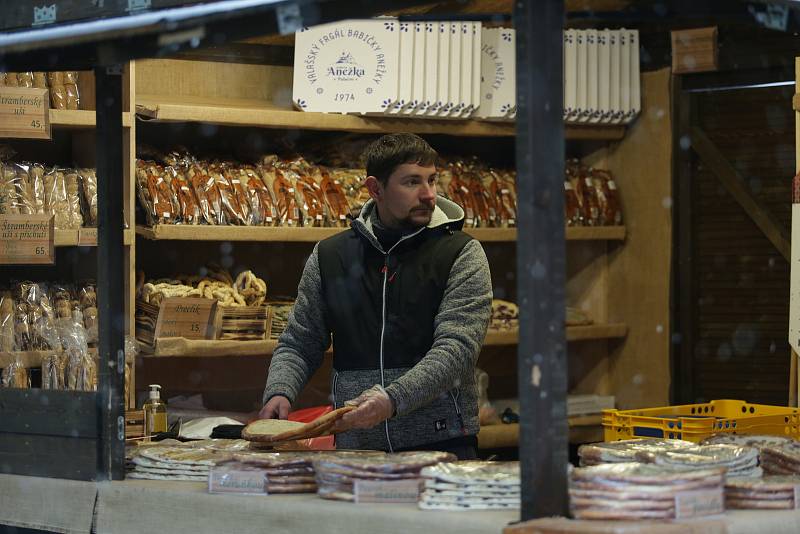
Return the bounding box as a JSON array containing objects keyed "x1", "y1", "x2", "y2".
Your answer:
[{"x1": 603, "y1": 399, "x2": 800, "y2": 443}]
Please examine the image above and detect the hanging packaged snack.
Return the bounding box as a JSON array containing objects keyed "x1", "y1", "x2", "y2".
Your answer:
[
  {"x1": 320, "y1": 168, "x2": 350, "y2": 227},
  {"x1": 1, "y1": 162, "x2": 20, "y2": 214},
  {"x1": 244, "y1": 166, "x2": 278, "y2": 226},
  {"x1": 446, "y1": 168, "x2": 476, "y2": 228},
  {"x1": 0, "y1": 293, "x2": 16, "y2": 352},
  {"x1": 41, "y1": 351, "x2": 67, "y2": 390},
  {"x1": 271, "y1": 169, "x2": 301, "y2": 227},
  {"x1": 1, "y1": 356, "x2": 29, "y2": 389},
  {"x1": 32, "y1": 72, "x2": 48, "y2": 89},
  {"x1": 168, "y1": 166, "x2": 200, "y2": 224},
  {"x1": 210, "y1": 164, "x2": 245, "y2": 225},
  {"x1": 79, "y1": 169, "x2": 98, "y2": 226},
  {"x1": 12, "y1": 163, "x2": 35, "y2": 215},
  {"x1": 224, "y1": 166, "x2": 252, "y2": 225},
  {"x1": 4, "y1": 73, "x2": 19, "y2": 88},
  {"x1": 591, "y1": 169, "x2": 623, "y2": 226},
  {"x1": 64, "y1": 171, "x2": 85, "y2": 228},
  {"x1": 16, "y1": 72, "x2": 34, "y2": 88},
  {"x1": 297, "y1": 174, "x2": 327, "y2": 228},
  {"x1": 468, "y1": 172, "x2": 496, "y2": 228}
]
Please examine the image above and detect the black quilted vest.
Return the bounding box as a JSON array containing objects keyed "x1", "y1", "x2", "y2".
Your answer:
[{"x1": 317, "y1": 221, "x2": 472, "y2": 372}]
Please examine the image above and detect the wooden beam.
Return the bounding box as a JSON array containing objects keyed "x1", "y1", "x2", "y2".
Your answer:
[{"x1": 690, "y1": 126, "x2": 791, "y2": 261}]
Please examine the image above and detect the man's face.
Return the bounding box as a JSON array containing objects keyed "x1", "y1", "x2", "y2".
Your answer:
[{"x1": 371, "y1": 163, "x2": 438, "y2": 229}]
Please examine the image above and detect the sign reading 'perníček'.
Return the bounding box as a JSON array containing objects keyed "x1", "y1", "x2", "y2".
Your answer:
[
  {"x1": 0, "y1": 214, "x2": 54, "y2": 264},
  {"x1": 154, "y1": 297, "x2": 218, "y2": 340},
  {"x1": 0, "y1": 87, "x2": 51, "y2": 140}
]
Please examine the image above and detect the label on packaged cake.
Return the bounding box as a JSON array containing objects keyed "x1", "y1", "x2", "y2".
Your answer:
[
  {"x1": 794, "y1": 486, "x2": 800, "y2": 510},
  {"x1": 674, "y1": 488, "x2": 724, "y2": 519},
  {"x1": 354, "y1": 478, "x2": 421, "y2": 504},
  {"x1": 208, "y1": 465, "x2": 267, "y2": 495}
]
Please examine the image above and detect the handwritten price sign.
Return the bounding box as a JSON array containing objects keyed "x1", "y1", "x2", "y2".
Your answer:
[
  {"x1": 0, "y1": 87, "x2": 50, "y2": 140},
  {"x1": 0, "y1": 215, "x2": 54, "y2": 264}
]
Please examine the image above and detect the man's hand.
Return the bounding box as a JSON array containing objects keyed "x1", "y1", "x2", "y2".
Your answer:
[
  {"x1": 259, "y1": 395, "x2": 290, "y2": 420},
  {"x1": 334, "y1": 385, "x2": 394, "y2": 432}
]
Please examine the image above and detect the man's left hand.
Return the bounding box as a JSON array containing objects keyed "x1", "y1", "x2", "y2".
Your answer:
[{"x1": 334, "y1": 385, "x2": 394, "y2": 432}]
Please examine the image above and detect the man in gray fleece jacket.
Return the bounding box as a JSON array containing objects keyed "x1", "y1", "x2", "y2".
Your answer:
[{"x1": 260, "y1": 133, "x2": 492, "y2": 459}]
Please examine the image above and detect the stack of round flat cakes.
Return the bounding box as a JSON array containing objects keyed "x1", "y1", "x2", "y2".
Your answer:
[
  {"x1": 569, "y1": 462, "x2": 725, "y2": 520},
  {"x1": 760, "y1": 441, "x2": 800, "y2": 475},
  {"x1": 129, "y1": 446, "x2": 226, "y2": 481},
  {"x1": 725, "y1": 475, "x2": 800, "y2": 509},
  {"x1": 577, "y1": 438, "x2": 694, "y2": 466},
  {"x1": 638, "y1": 444, "x2": 761, "y2": 479},
  {"x1": 232, "y1": 451, "x2": 327, "y2": 493},
  {"x1": 313, "y1": 451, "x2": 455, "y2": 502},
  {"x1": 418, "y1": 461, "x2": 520, "y2": 510}
]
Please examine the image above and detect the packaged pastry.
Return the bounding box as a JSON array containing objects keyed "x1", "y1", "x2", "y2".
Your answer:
[
  {"x1": 12, "y1": 163, "x2": 35, "y2": 215},
  {"x1": 211, "y1": 164, "x2": 245, "y2": 225},
  {"x1": 334, "y1": 168, "x2": 370, "y2": 218},
  {"x1": 489, "y1": 171, "x2": 516, "y2": 228},
  {"x1": 270, "y1": 169, "x2": 301, "y2": 227},
  {"x1": 320, "y1": 168, "x2": 350, "y2": 227},
  {"x1": 41, "y1": 351, "x2": 67, "y2": 390},
  {"x1": 446, "y1": 169, "x2": 476, "y2": 228},
  {"x1": 64, "y1": 170, "x2": 84, "y2": 228},
  {"x1": 297, "y1": 174, "x2": 327, "y2": 227},
  {"x1": 47, "y1": 72, "x2": 65, "y2": 86},
  {"x1": 4, "y1": 73, "x2": 19, "y2": 88},
  {"x1": 592, "y1": 169, "x2": 623, "y2": 226},
  {"x1": 1, "y1": 163, "x2": 20, "y2": 214},
  {"x1": 565, "y1": 179, "x2": 582, "y2": 226},
  {"x1": 0, "y1": 72, "x2": 6, "y2": 86},
  {"x1": 79, "y1": 168, "x2": 98, "y2": 226},
  {"x1": 136, "y1": 161, "x2": 176, "y2": 225},
  {"x1": 32, "y1": 72, "x2": 48, "y2": 89},
  {"x1": 468, "y1": 173, "x2": 495, "y2": 228},
  {"x1": 1, "y1": 356, "x2": 29, "y2": 389},
  {"x1": 65, "y1": 83, "x2": 80, "y2": 110},
  {"x1": 16, "y1": 72, "x2": 34, "y2": 88},
  {"x1": 50, "y1": 84, "x2": 67, "y2": 110},
  {"x1": 0, "y1": 293, "x2": 16, "y2": 352},
  {"x1": 169, "y1": 166, "x2": 200, "y2": 224},
  {"x1": 44, "y1": 167, "x2": 72, "y2": 228},
  {"x1": 224, "y1": 166, "x2": 252, "y2": 225},
  {"x1": 190, "y1": 163, "x2": 223, "y2": 225},
  {"x1": 245, "y1": 166, "x2": 278, "y2": 226}
]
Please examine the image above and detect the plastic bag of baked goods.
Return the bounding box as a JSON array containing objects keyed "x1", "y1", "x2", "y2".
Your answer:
[
  {"x1": 0, "y1": 293, "x2": 17, "y2": 352},
  {"x1": 65, "y1": 83, "x2": 80, "y2": 110},
  {"x1": 4, "y1": 73, "x2": 19, "y2": 87},
  {"x1": 0, "y1": 162, "x2": 20, "y2": 214},
  {"x1": 79, "y1": 283, "x2": 98, "y2": 344},
  {"x1": 333, "y1": 168, "x2": 369, "y2": 218},
  {"x1": 63, "y1": 170, "x2": 84, "y2": 228},
  {"x1": 78, "y1": 168, "x2": 98, "y2": 226},
  {"x1": 320, "y1": 167, "x2": 350, "y2": 227},
  {"x1": 446, "y1": 168, "x2": 476, "y2": 228},
  {"x1": 29, "y1": 163, "x2": 46, "y2": 214},
  {"x1": 269, "y1": 168, "x2": 301, "y2": 227},
  {"x1": 44, "y1": 167, "x2": 71, "y2": 228},
  {"x1": 591, "y1": 169, "x2": 622, "y2": 226},
  {"x1": 0, "y1": 72, "x2": 6, "y2": 86},
  {"x1": 167, "y1": 165, "x2": 200, "y2": 224},
  {"x1": 63, "y1": 321, "x2": 96, "y2": 392},
  {"x1": 224, "y1": 166, "x2": 252, "y2": 225},
  {"x1": 16, "y1": 72, "x2": 34, "y2": 88},
  {"x1": 10, "y1": 163, "x2": 35, "y2": 215},
  {"x1": 187, "y1": 163, "x2": 223, "y2": 225},
  {"x1": 1, "y1": 355, "x2": 29, "y2": 389},
  {"x1": 136, "y1": 161, "x2": 176, "y2": 225},
  {"x1": 32, "y1": 72, "x2": 47, "y2": 89},
  {"x1": 209, "y1": 164, "x2": 244, "y2": 225},
  {"x1": 19, "y1": 281, "x2": 60, "y2": 351},
  {"x1": 297, "y1": 173, "x2": 327, "y2": 227},
  {"x1": 243, "y1": 166, "x2": 278, "y2": 226}
]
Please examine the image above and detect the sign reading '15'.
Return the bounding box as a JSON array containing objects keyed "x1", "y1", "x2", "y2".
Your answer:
[
  {"x1": 155, "y1": 297, "x2": 218, "y2": 340},
  {"x1": 0, "y1": 87, "x2": 51, "y2": 140}
]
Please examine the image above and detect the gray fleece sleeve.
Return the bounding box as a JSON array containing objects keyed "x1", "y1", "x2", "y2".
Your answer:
[
  {"x1": 262, "y1": 244, "x2": 331, "y2": 405},
  {"x1": 384, "y1": 239, "x2": 492, "y2": 416}
]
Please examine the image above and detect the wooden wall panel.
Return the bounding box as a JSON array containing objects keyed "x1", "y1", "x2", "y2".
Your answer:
[{"x1": 691, "y1": 85, "x2": 793, "y2": 406}]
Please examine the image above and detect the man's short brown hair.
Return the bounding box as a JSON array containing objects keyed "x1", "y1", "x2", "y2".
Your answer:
[{"x1": 362, "y1": 133, "x2": 437, "y2": 185}]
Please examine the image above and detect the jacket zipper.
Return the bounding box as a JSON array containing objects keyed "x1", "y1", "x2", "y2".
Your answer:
[
  {"x1": 377, "y1": 229, "x2": 425, "y2": 452},
  {"x1": 449, "y1": 389, "x2": 466, "y2": 435},
  {"x1": 332, "y1": 372, "x2": 339, "y2": 408}
]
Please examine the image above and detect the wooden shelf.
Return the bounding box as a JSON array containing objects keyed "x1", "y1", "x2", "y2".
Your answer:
[
  {"x1": 478, "y1": 415, "x2": 605, "y2": 449},
  {"x1": 50, "y1": 109, "x2": 132, "y2": 129},
  {"x1": 141, "y1": 338, "x2": 277, "y2": 358},
  {"x1": 136, "y1": 224, "x2": 626, "y2": 243},
  {"x1": 484, "y1": 324, "x2": 627, "y2": 345},
  {"x1": 136, "y1": 95, "x2": 624, "y2": 140},
  {"x1": 0, "y1": 351, "x2": 53, "y2": 369},
  {"x1": 54, "y1": 228, "x2": 134, "y2": 246}
]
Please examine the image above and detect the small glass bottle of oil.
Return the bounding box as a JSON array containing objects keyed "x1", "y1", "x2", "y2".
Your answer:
[{"x1": 143, "y1": 384, "x2": 167, "y2": 438}]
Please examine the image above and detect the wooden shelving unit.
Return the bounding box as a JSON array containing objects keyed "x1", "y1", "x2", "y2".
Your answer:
[
  {"x1": 136, "y1": 95, "x2": 625, "y2": 140},
  {"x1": 136, "y1": 224, "x2": 626, "y2": 243},
  {"x1": 50, "y1": 109, "x2": 132, "y2": 129},
  {"x1": 484, "y1": 325, "x2": 627, "y2": 346},
  {"x1": 54, "y1": 228, "x2": 134, "y2": 246}
]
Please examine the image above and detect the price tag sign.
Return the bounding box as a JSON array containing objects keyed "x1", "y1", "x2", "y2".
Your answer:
[
  {"x1": 154, "y1": 297, "x2": 217, "y2": 340},
  {"x1": 0, "y1": 214, "x2": 54, "y2": 264},
  {"x1": 0, "y1": 87, "x2": 50, "y2": 139},
  {"x1": 78, "y1": 227, "x2": 98, "y2": 246},
  {"x1": 354, "y1": 479, "x2": 421, "y2": 504},
  {"x1": 674, "y1": 488, "x2": 724, "y2": 519}
]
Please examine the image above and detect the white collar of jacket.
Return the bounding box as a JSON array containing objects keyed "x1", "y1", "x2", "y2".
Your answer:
[{"x1": 352, "y1": 195, "x2": 465, "y2": 251}]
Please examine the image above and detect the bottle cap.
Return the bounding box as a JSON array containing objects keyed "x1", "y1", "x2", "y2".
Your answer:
[{"x1": 148, "y1": 384, "x2": 161, "y2": 401}]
